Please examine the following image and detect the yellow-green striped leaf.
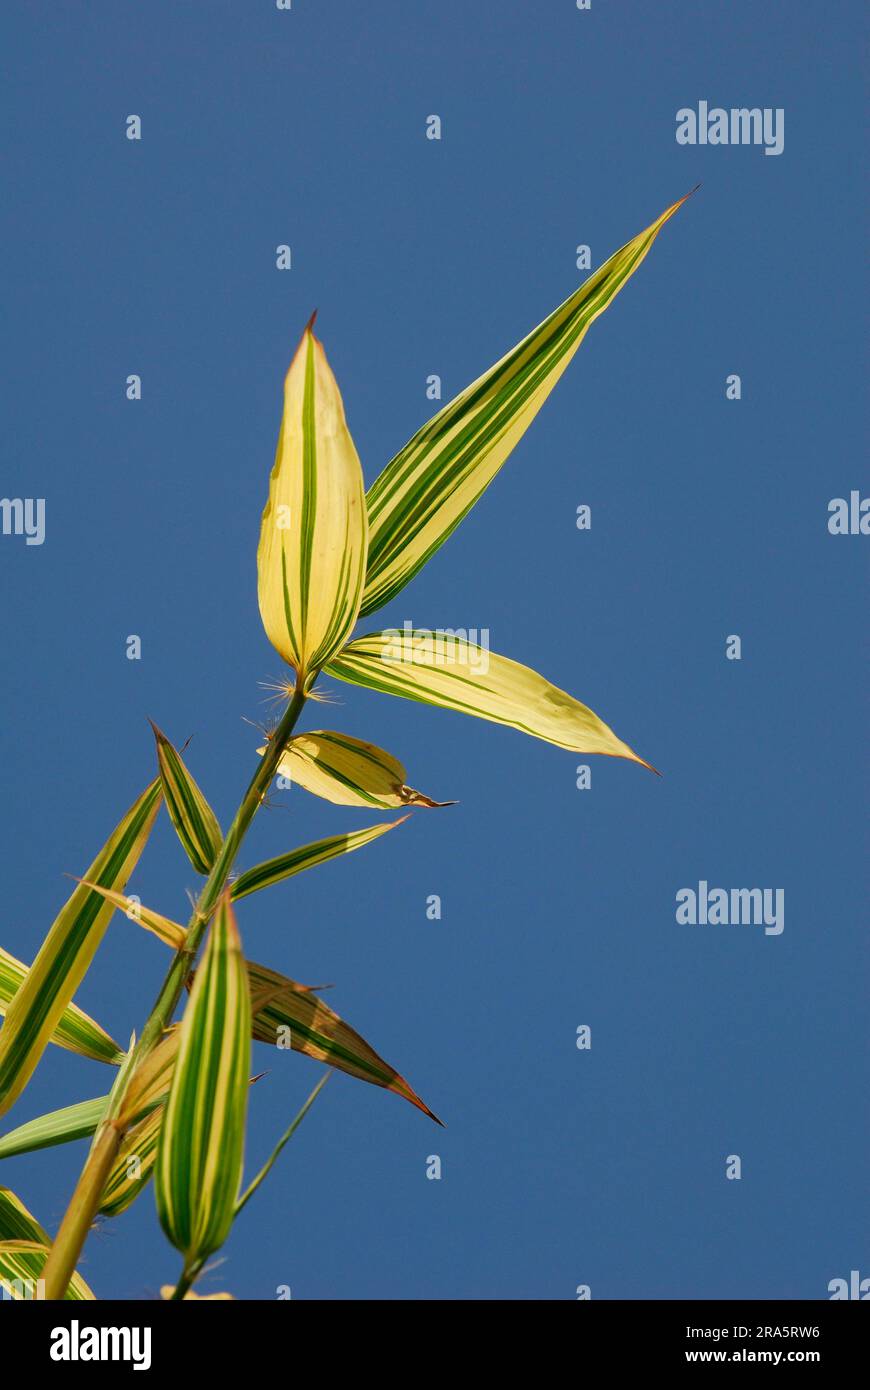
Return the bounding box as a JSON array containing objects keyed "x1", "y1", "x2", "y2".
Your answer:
[
  {"x1": 0, "y1": 779, "x2": 162, "y2": 1119},
  {"x1": 247, "y1": 961, "x2": 440, "y2": 1122},
  {"x1": 0, "y1": 1187, "x2": 43, "y2": 1241},
  {"x1": 328, "y1": 631, "x2": 655, "y2": 768},
  {"x1": 154, "y1": 895, "x2": 251, "y2": 1265},
  {"x1": 260, "y1": 730, "x2": 454, "y2": 810},
  {"x1": 230, "y1": 817, "x2": 407, "y2": 901},
  {"x1": 0, "y1": 1095, "x2": 110, "y2": 1160},
  {"x1": 102, "y1": 1069, "x2": 269, "y2": 1221},
  {"x1": 0, "y1": 1241, "x2": 94, "y2": 1300},
  {"x1": 151, "y1": 723, "x2": 222, "y2": 876},
  {"x1": 118, "y1": 1027, "x2": 179, "y2": 1126},
  {"x1": 0, "y1": 1038, "x2": 143, "y2": 1162},
  {"x1": 360, "y1": 194, "x2": 692, "y2": 617},
  {"x1": 0, "y1": 945, "x2": 123, "y2": 1066},
  {"x1": 0, "y1": 1189, "x2": 94, "y2": 1299},
  {"x1": 99, "y1": 1105, "x2": 164, "y2": 1218},
  {"x1": 160, "y1": 1284, "x2": 235, "y2": 1300},
  {"x1": 257, "y1": 317, "x2": 368, "y2": 683},
  {"x1": 74, "y1": 880, "x2": 187, "y2": 950}
]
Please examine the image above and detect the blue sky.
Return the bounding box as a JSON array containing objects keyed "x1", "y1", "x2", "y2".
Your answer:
[{"x1": 1, "y1": 1, "x2": 866, "y2": 1299}]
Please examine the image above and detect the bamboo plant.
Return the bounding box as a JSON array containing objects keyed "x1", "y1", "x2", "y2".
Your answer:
[{"x1": 0, "y1": 193, "x2": 689, "y2": 1300}]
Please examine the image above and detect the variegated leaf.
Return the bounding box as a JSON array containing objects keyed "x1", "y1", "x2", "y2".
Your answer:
[
  {"x1": 0, "y1": 1189, "x2": 94, "y2": 1299},
  {"x1": 230, "y1": 818, "x2": 407, "y2": 901},
  {"x1": 0, "y1": 1095, "x2": 109, "y2": 1160},
  {"x1": 247, "y1": 960, "x2": 439, "y2": 1122},
  {"x1": 151, "y1": 723, "x2": 222, "y2": 876},
  {"x1": 257, "y1": 317, "x2": 368, "y2": 682},
  {"x1": 118, "y1": 1027, "x2": 180, "y2": 1126},
  {"x1": 154, "y1": 895, "x2": 251, "y2": 1263},
  {"x1": 328, "y1": 631, "x2": 654, "y2": 768},
  {"x1": 0, "y1": 779, "x2": 162, "y2": 1119},
  {"x1": 74, "y1": 880, "x2": 186, "y2": 950},
  {"x1": 0, "y1": 1241, "x2": 94, "y2": 1301},
  {"x1": 360, "y1": 194, "x2": 692, "y2": 616},
  {"x1": 0, "y1": 945, "x2": 123, "y2": 1066},
  {"x1": 99, "y1": 1106, "x2": 164, "y2": 1218},
  {"x1": 259, "y1": 729, "x2": 453, "y2": 810}
]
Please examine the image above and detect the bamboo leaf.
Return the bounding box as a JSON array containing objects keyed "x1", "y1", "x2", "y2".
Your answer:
[
  {"x1": 103, "y1": 1070, "x2": 266, "y2": 1221},
  {"x1": 0, "y1": 1095, "x2": 110, "y2": 1160},
  {"x1": 257, "y1": 317, "x2": 368, "y2": 683},
  {"x1": 0, "y1": 779, "x2": 162, "y2": 1119},
  {"x1": 247, "y1": 961, "x2": 440, "y2": 1122},
  {"x1": 0, "y1": 1190, "x2": 94, "y2": 1299},
  {"x1": 0, "y1": 945, "x2": 123, "y2": 1066},
  {"x1": 0, "y1": 1241, "x2": 94, "y2": 1300},
  {"x1": 230, "y1": 818, "x2": 407, "y2": 901},
  {"x1": 0, "y1": 1036, "x2": 169, "y2": 1163},
  {"x1": 151, "y1": 723, "x2": 222, "y2": 876},
  {"x1": 360, "y1": 194, "x2": 692, "y2": 617},
  {"x1": 99, "y1": 1106, "x2": 164, "y2": 1218},
  {"x1": 160, "y1": 1284, "x2": 234, "y2": 1300},
  {"x1": 260, "y1": 730, "x2": 454, "y2": 810},
  {"x1": 328, "y1": 631, "x2": 655, "y2": 768},
  {"x1": 118, "y1": 1027, "x2": 180, "y2": 1126},
  {"x1": 74, "y1": 880, "x2": 187, "y2": 950},
  {"x1": 1, "y1": 1033, "x2": 181, "y2": 1218},
  {"x1": 83, "y1": 1031, "x2": 139, "y2": 1165},
  {"x1": 154, "y1": 895, "x2": 251, "y2": 1265}
]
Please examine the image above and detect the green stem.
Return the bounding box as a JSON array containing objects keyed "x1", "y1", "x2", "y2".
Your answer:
[
  {"x1": 170, "y1": 1255, "x2": 205, "y2": 1301},
  {"x1": 132, "y1": 684, "x2": 308, "y2": 1066},
  {"x1": 234, "y1": 1070, "x2": 331, "y2": 1220},
  {"x1": 42, "y1": 685, "x2": 308, "y2": 1300}
]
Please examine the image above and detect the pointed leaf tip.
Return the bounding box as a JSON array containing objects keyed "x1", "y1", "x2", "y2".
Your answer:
[
  {"x1": 0, "y1": 779, "x2": 161, "y2": 1117},
  {"x1": 155, "y1": 896, "x2": 251, "y2": 1263},
  {"x1": 246, "y1": 961, "x2": 441, "y2": 1123},
  {"x1": 151, "y1": 725, "x2": 222, "y2": 876},
  {"x1": 258, "y1": 322, "x2": 368, "y2": 681},
  {"x1": 328, "y1": 633, "x2": 650, "y2": 768},
  {"x1": 359, "y1": 195, "x2": 692, "y2": 617},
  {"x1": 265, "y1": 731, "x2": 453, "y2": 811}
]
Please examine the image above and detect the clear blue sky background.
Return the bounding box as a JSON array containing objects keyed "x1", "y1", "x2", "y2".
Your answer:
[{"x1": 2, "y1": 1, "x2": 866, "y2": 1300}]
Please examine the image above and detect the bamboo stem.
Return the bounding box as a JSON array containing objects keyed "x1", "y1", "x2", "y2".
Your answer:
[{"x1": 41, "y1": 685, "x2": 308, "y2": 1300}]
